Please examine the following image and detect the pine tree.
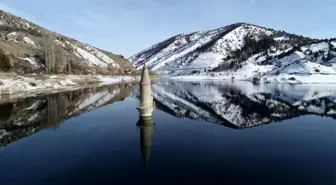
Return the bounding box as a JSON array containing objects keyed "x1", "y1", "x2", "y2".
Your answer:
[
  {"x1": 0, "y1": 49, "x2": 11, "y2": 72},
  {"x1": 43, "y1": 36, "x2": 56, "y2": 74},
  {"x1": 68, "y1": 60, "x2": 72, "y2": 73}
]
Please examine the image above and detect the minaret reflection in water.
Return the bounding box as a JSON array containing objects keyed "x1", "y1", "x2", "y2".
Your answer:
[
  {"x1": 136, "y1": 117, "x2": 154, "y2": 168},
  {"x1": 136, "y1": 60, "x2": 155, "y2": 168}
]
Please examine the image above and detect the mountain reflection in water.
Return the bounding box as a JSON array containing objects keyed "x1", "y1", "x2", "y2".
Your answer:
[
  {"x1": 0, "y1": 84, "x2": 135, "y2": 147},
  {"x1": 0, "y1": 81, "x2": 335, "y2": 185},
  {"x1": 1, "y1": 81, "x2": 335, "y2": 147},
  {"x1": 152, "y1": 81, "x2": 336, "y2": 129}
]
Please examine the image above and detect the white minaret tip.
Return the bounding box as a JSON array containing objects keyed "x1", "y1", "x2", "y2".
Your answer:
[
  {"x1": 137, "y1": 56, "x2": 154, "y2": 117},
  {"x1": 140, "y1": 61, "x2": 151, "y2": 85}
]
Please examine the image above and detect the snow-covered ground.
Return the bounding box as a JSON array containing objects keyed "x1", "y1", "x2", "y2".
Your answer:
[
  {"x1": 131, "y1": 23, "x2": 336, "y2": 84},
  {"x1": 170, "y1": 41, "x2": 336, "y2": 84},
  {"x1": 0, "y1": 75, "x2": 137, "y2": 99},
  {"x1": 68, "y1": 42, "x2": 120, "y2": 68},
  {"x1": 131, "y1": 23, "x2": 273, "y2": 72},
  {"x1": 23, "y1": 36, "x2": 36, "y2": 47},
  {"x1": 18, "y1": 56, "x2": 42, "y2": 68}
]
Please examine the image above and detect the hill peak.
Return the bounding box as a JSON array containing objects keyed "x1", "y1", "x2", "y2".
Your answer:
[
  {"x1": 0, "y1": 9, "x2": 134, "y2": 75},
  {"x1": 130, "y1": 23, "x2": 336, "y2": 83}
]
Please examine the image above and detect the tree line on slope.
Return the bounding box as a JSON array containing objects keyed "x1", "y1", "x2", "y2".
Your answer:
[
  {"x1": 212, "y1": 34, "x2": 276, "y2": 71},
  {"x1": 212, "y1": 35, "x2": 336, "y2": 72},
  {"x1": 0, "y1": 34, "x2": 134, "y2": 75}
]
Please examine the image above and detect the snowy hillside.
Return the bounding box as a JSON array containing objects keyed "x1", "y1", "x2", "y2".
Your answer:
[
  {"x1": 0, "y1": 10, "x2": 133, "y2": 75},
  {"x1": 130, "y1": 23, "x2": 336, "y2": 83},
  {"x1": 151, "y1": 81, "x2": 336, "y2": 129}
]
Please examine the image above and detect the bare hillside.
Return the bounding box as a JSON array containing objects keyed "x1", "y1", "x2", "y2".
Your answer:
[{"x1": 0, "y1": 10, "x2": 134, "y2": 75}]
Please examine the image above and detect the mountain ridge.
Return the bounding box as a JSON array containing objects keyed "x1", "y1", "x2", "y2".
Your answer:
[{"x1": 130, "y1": 23, "x2": 336, "y2": 83}]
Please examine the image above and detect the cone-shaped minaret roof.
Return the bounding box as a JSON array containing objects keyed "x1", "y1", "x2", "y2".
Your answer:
[
  {"x1": 137, "y1": 57, "x2": 154, "y2": 117},
  {"x1": 140, "y1": 60, "x2": 151, "y2": 85}
]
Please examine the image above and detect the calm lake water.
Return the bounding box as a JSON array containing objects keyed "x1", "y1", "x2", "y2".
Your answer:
[{"x1": 0, "y1": 81, "x2": 335, "y2": 185}]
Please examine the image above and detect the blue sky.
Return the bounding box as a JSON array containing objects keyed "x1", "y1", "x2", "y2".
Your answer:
[{"x1": 0, "y1": 0, "x2": 335, "y2": 57}]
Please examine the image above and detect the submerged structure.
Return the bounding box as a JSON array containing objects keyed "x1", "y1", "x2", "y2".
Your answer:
[
  {"x1": 136, "y1": 61, "x2": 155, "y2": 167},
  {"x1": 137, "y1": 62, "x2": 154, "y2": 117}
]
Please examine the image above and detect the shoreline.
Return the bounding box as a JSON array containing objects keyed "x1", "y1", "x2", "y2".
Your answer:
[
  {"x1": 169, "y1": 74, "x2": 336, "y2": 84},
  {"x1": 0, "y1": 74, "x2": 139, "y2": 100}
]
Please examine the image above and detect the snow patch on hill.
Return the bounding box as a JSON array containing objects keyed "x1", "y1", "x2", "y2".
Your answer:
[
  {"x1": 55, "y1": 39, "x2": 66, "y2": 47},
  {"x1": 7, "y1": 32, "x2": 19, "y2": 42},
  {"x1": 276, "y1": 61, "x2": 336, "y2": 74},
  {"x1": 68, "y1": 43, "x2": 120, "y2": 68},
  {"x1": 212, "y1": 24, "x2": 273, "y2": 57},
  {"x1": 84, "y1": 45, "x2": 119, "y2": 68},
  {"x1": 72, "y1": 44, "x2": 108, "y2": 67},
  {"x1": 18, "y1": 56, "x2": 42, "y2": 68},
  {"x1": 188, "y1": 52, "x2": 223, "y2": 69},
  {"x1": 151, "y1": 31, "x2": 220, "y2": 71},
  {"x1": 23, "y1": 36, "x2": 35, "y2": 47},
  {"x1": 274, "y1": 36, "x2": 290, "y2": 41}
]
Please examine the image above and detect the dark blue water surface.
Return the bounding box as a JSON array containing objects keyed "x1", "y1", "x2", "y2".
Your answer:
[{"x1": 0, "y1": 81, "x2": 335, "y2": 185}]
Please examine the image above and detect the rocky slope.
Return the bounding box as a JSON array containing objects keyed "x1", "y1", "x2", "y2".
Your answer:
[
  {"x1": 151, "y1": 81, "x2": 336, "y2": 129},
  {"x1": 0, "y1": 10, "x2": 134, "y2": 75},
  {"x1": 130, "y1": 23, "x2": 336, "y2": 83}
]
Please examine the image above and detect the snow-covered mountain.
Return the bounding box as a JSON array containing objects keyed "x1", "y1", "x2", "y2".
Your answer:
[
  {"x1": 0, "y1": 84, "x2": 135, "y2": 146},
  {"x1": 130, "y1": 23, "x2": 336, "y2": 83},
  {"x1": 0, "y1": 10, "x2": 134, "y2": 75},
  {"x1": 152, "y1": 81, "x2": 336, "y2": 129}
]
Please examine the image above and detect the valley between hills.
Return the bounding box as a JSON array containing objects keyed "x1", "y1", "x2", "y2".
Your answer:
[{"x1": 1, "y1": 9, "x2": 336, "y2": 97}]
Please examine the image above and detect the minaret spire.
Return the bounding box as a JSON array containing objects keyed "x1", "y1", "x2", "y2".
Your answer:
[
  {"x1": 137, "y1": 55, "x2": 153, "y2": 117},
  {"x1": 136, "y1": 55, "x2": 155, "y2": 168}
]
